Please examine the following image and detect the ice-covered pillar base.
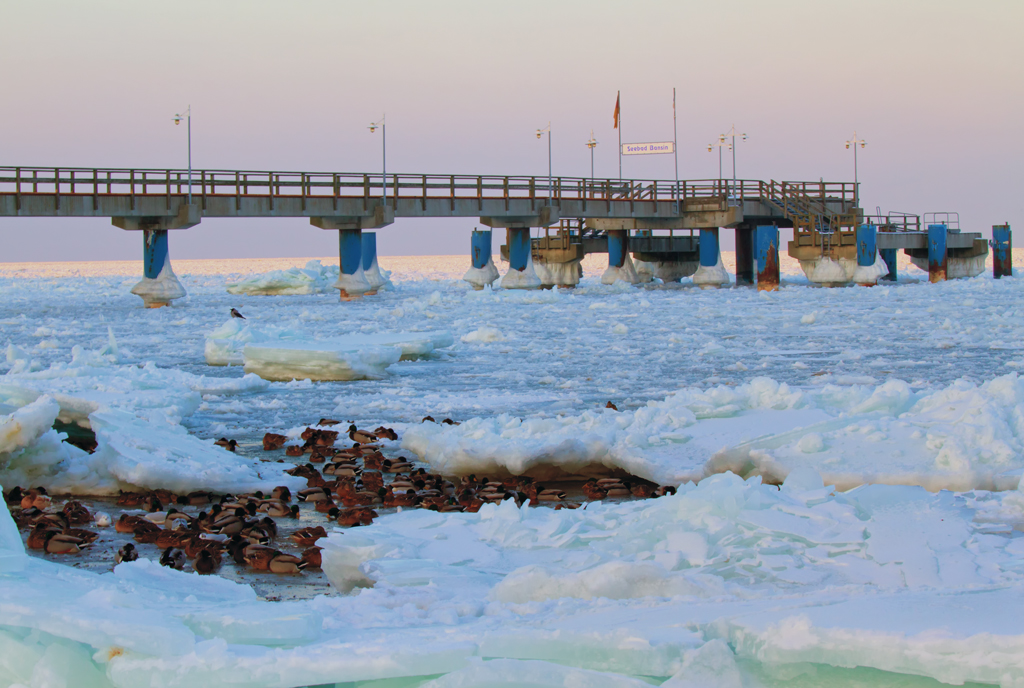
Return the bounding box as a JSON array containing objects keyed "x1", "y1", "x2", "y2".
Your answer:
[
  {"x1": 756, "y1": 225, "x2": 780, "y2": 292},
  {"x1": 535, "y1": 259, "x2": 582, "y2": 288},
  {"x1": 928, "y1": 223, "x2": 947, "y2": 283},
  {"x1": 735, "y1": 225, "x2": 754, "y2": 286},
  {"x1": 853, "y1": 224, "x2": 888, "y2": 286},
  {"x1": 464, "y1": 229, "x2": 500, "y2": 289},
  {"x1": 692, "y1": 228, "x2": 729, "y2": 288},
  {"x1": 880, "y1": 249, "x2": 898, "y2": 282},
  {"x1": 361, "y1": 231, "x2": 387, "y2": 295},
  {"x1": 601, "y1": 230, "x2": 639, "y2": 285},
  {"x1": 130, "y1": 229, "x2": 187, "y2": 308},
  {"x1": 334, "y1": 229, "x2": 371, "y2": 300},
  {"x1": 500, "y1": 227, "x2": 541, "y2": 289},
  {"x1": 992, "y1": 224, "x2": 1012, "y2": 279}
]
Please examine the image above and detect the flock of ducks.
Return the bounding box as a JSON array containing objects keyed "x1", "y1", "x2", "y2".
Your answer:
[{"x1": 6, "y1": 414, "x2": 676, "y2": 578}]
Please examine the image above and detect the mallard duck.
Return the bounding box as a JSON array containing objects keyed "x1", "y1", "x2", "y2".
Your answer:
[
  {"x1": 347, "y1": 425, "x2": 375, "y2": 445},
  {"x1": 214, "y1": 438, "x2": 238, "y2": 452},
  {"x1": 290, "y1": 526, "x2": 327, "y2": 547},
  {"x1": 44, "y1": 532, "x2": 84, "y2": 554},
  {"x1": 263, "y1": 433, "x2": 288, "y2": 451},
  {"x1": 194, "y1": 548, "x2": 221, "y2": 574},
  {"x1": 159, "y1": 547, "x2": 186, "y2": 570},
  {"x1": 20, "y1": 488, "x2": 51, "y2": 511},
  {"x1": 116, "y1": 543, "x2": 138, "y2": 564},
  {"x1": 301, "y1": 546, "x2": 322, "y2": 569},
  {"x1": 268, "y1": 553, "x2": 306, "y2": 574}
]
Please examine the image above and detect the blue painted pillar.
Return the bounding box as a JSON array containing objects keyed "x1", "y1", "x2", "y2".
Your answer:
[
  {"x1": 143, "y1": 230, "x2": 169, "y2": 279},
  {"x1": 361, "y1": 231, "x2": 377, "y2": 272},
  {"x1": 755, "y1": 225, "x2": 779, "y2": 291},
  {"x1": 339, "y1": 229, "x2": 363, "y2": 276},
  {"x1": 992, "y1": 224, "x2": 1012, "y2": 279},
  {"x1": 880, "y1": 249, "x2": 898, "y2": 282},
  {"x1": 856, "y1": 224, "x2": 877, "y2": 267},
  {"x1": 607, "y1": 230, "x2": 628, "y2": 269},
  {"x1": 699, "y1": 228, "x2": 720, "y2": 267},
  {"x1": 508, "y1": 227, "x2": 531, "y2": 272},
  {"x1": 927, "y1": 223, "x2": 947, "y2": 283},
  {"x1": 471, "y1": 229, "x2": 492, "y2": 269}
]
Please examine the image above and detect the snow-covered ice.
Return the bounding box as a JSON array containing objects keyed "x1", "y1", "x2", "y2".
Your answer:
[{"x1": 1, "y1": 249, "x2": 1023, "y2": 687}]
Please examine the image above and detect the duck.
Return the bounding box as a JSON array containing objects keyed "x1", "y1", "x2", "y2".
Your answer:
[
  {"x1": 264, "y1": 502, "x2": 299, "y2": 519},
  {"x1": 654, "y1": 485, "x2": 677, "y2": 497},
  {"x1": 606, "y1": 401, "x2": 618, "y2": 411},
  {"x1": 27, "y1": 523, "x2": 60, "y2": 549},
  {"x1": 291, "y1": 526, "x2": 327, "y2": 547},
  {"x1": 61, "y1": 527, "x2": 98, "y2": 544},
  {"x1": 301, "y1": 546, "x2": 323, "y2": 569},
  {"x1": 268, "y1": 553, "x2": 307, "y2": 574},
  {"x1": 537, "y1": 488, "x2": 566, "y2": 502},
  {"x1": 603, "y1": 482, "x2": 631, "y2": 498},
  {"x1": 314, "y1": 498, "x2": 338, "y2": 514},
  {"x1": 348, "y1": 425, "x2": 376, "y2": 445},
  {"x1": 44, "y1": 531, "x2": 84, "y2": 554},
  {"x1": 194, "y1": 549, "x2": 221, "y2": 574},
  {"x1": 61, "y1": 501, "x2": 92, "y2": 525},
  {"x1": 116, "y1": 543, "x2": 138, "y2": 564},
  {"x1": 421, "y1": 416, "x2": 436, "y2": 423},
  {"x1": 373, "y1": 426, "x2": 399, "y2": 441},
  {"x1": 214, "y1": 438, "x2": 238, "y2": 452},
  {"x1": 263, "y1": 433, "x2": 288, "y2": 451},
  {"x1": 132, "y1": 520, "x2": 163, "y2": 543},
  {"x1": 116, "y1": 491, "x2": 147, "y2": 507},
  {"x1": 582, "y1": 479, "x2": 607, "y2": 500},
  {"x1": 441, "y1": 418, "x2": 460, "y2": 426},
  {"x1": 4, "y1": 486, "x2": 24, "y2": 506},
  {"x1": 297, "y1": 487, "x2": 332, "y2": 503},
  {"x1": 159, "y1": 547, "x2": 187, "y2": 570},
  {"x1": 317, "y1": 418, "x2": 341, "y2": 427},
  {"x1": 20, "y1": 488, "x2": 51, "y2": 511},
  {"x1": 630, "y1": 483, "x2": 654, "y2": 498},
  {"x1": 156, "y1": 530, "x2": 194, "y2": 549},
  {"x1": 243, "y1": 546, "x2": 279, "y2": 571},
  {"x1": 271, "y1": 486, "x2": 292, "y2": 502},
  {"x1": 230, "y1": 308, "x2": 245, "y2": 319}
]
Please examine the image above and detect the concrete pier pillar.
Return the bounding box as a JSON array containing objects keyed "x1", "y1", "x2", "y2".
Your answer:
[
  {"x1": 880, "y1": 249, "x2": 898, "y2": 282},
  {"x1": 693, "y1": 228, "x2": 729, "y2": 289},
  {"x1": 499, "y1": 227, "x2": 541, "y2": 289},
  {"x1": 928, "y1": 224, "x2": 948, "y2": 283},
  {"x1": 463, "y1": 229, "x2": 499, "y2": 289},
  {"x1": 992, "y1": 224, "x2": 1012, "y2": 279},
  {"x1": 334, "y1": 228, "x2": 371, "y2": 300},
  {"x1": 755, "y1": 225, "x2": 780, "y2": 291},
  {"x1": 361, "y1": 231, "x2": 386, "y2": 295},
  {"x1": 854, "y1": 224, "x2": 879, "y2": 286},
  {"x1": 735, "y1": 225, "x2": 754, "y2": 286},
  {"x1": 130, "y1": 229, "x2": 187, "y2": 308},
  {"x1": 600, "y1": 230, "x2": 639, "y2": 285}
]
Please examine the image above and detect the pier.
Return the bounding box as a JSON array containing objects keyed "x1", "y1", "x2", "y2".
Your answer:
[{"x1": 0, "y1": 166, "x2": 1003, "y2": 305}]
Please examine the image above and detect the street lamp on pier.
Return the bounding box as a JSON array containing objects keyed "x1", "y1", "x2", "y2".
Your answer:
[
  {"x1": 845, "y1": 131, "x2": 866, "y2": 207},
  {"x1": 369, "y1": 115, "x2": 387, "y2": 205},
  {"x1": 536, "y1": 122, "x2": 552, "y2": 200},
  {"x1": 172, "y1": 106, "x2": 191, "y2": 204},
  {"x1": 585, "y1": 130, "x2": 598, "y2": 181}
]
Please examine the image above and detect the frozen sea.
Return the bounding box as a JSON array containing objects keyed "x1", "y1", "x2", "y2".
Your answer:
[{"x1": 2, "y1": 250, "x2": 1024, "y2": 687}]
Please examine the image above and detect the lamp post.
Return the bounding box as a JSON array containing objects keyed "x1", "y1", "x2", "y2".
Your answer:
[
  {"x1": 369, "y1": 115, "x2": 386, "y2": 205},
  {"x1": 173, "y1": 106, "x2": 191, "y2": 204},
  {"x1": 845, "y1": 131, "x2": 866, "y2": 207},
  {"x1": 585, "y1": 130, "x2": 597, "y2": 181},
  {"x1": 707, "y1": 136, "x2": 729, "y2": 179},
  {"x1": 536, "y1": 122, "x2": 552, "y2": 200}
]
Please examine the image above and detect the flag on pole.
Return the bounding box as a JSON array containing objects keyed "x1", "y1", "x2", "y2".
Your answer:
[{"x1": 613, "y1": 91, "x2": 620, "y2": 129}]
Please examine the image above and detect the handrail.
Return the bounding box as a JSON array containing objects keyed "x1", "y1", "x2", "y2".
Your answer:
[{"x1": 0, "y1": 165, "x2": 855, "y2": 207}]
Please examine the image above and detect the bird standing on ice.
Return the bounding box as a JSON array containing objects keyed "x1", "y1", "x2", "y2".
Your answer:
[{"x1": 230, "y1": 308, "x2": 245, "y2": 319}]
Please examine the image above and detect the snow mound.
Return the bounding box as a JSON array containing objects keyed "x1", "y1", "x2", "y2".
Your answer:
[
  {"x1": 226, "y1": 259, "x2": 338, "y2": 295},
  {"x1": 404, "y1": 374, "x2": 1024, "y2": 491},
  {"x1": 130, "y1": 254, "x2": 187, "y2": 307}
]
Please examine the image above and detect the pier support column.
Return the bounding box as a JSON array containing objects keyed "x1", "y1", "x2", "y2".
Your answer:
[
  {"x1": 992, "y1": 224, "x2": 1012, "y2": 279},
  {"x1": 600, "y1": 230, "x2": 639, "y2": 285},
  {"x1": 880, "y1": 249, "x2": 898, "y2": 282},
  {"x1": 499, "y1": 227, "x2": 541, "y2": 289},
  {"x1": 463, "y1": 229, "x2": 499, "y2": 289},
  {"x1": 361, "y1": 231, "x2": 387, "y2": 295},
  {"x1": 735, "y1": 225, "x2": 754, "y2": 286},
  {"x1": 336, "y1": 229, "x2": 371, "y2": 300},
  {"x1": 928, "y1": 224, "x2": 948, "y2": 283},
  {"x1": 755, "y1": 225, "x2": 780, "y2": 292},
  {"x1": 693, "y1": 228, "x2": 729, "y2": 288},
  {"x1": 854, "y1": 224, "x2": 880, "y2": 286},
  {"x1": 114, "y1": 206, "x2": 198, "y2": 308}
]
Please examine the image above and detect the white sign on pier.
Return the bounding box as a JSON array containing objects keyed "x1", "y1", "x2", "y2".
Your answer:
[{"x1": 621, "y1": 141, "x2": 674, "y2": 156}]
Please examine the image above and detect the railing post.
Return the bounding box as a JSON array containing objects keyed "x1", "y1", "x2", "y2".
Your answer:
[
  {"x1": 235, "y1": 171, "x2": 241, "y2": 211},
  {"x1": 14, "y1": 167, "x2": 20, "y2": 212},
  {"x1": 477, "y1": 176, "x2": 482, "y2": 211},
  {"x1": 504, "y1": 177, "x2": 509, "y2": 211},
  {"x1": 269, "y1": 172, "x2": 275, "y2": 211},
  {"x1": 392, "y1": 174, "x2": 398, "y2": 210},
  {"x1": 422, "y1": 174, "x2": 427, "y2": 211},
  {"x1": 166, "y1": 169, "x2": 171, "y2": 212},
  {"x1": 450, "y1": 175, "x2": 455, "y2": 212},
  {"x1": 301, "y1": 173, "x2": 306, "y2": 212},
  {"x1": 54, "y1": 167, "x2": 60, "y2": 211}
]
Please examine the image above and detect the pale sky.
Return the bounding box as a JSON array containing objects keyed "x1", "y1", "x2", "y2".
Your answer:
[{"x1": 1, "y1": 0, "x2": 1021, "y2": 261}]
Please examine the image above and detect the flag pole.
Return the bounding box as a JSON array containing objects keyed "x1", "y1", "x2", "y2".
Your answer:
[
  {"x1": 617, "y1": 91, "x2": 622, "y2": 182},
  {"x1": 673, "y1": 87, "x2": 679, "y2": 214}
]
